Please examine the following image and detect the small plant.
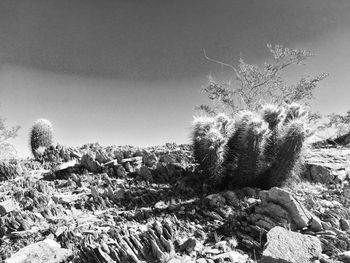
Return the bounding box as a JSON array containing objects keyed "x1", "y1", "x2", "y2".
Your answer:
[
  {"x1": 29, "y1": 119, "x2": 54, "y2": 160},
  {"x1": 192, "y1": 103, "x2": 309, "y2": 189},
  {"x1": 0, "y1": 116, "x2": 20, "y2": 160}
]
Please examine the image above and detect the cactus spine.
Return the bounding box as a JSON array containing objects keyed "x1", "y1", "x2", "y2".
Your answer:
[{"x1": 30, "y1": 119, "x2": 53, "y2": 159}]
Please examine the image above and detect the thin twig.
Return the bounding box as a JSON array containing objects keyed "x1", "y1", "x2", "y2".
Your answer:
[{"x1": 202, "y1": 49, "x2": 241, "y2": 81}]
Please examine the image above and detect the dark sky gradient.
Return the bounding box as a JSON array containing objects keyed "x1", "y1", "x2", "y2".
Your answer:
[
  {"x1": 1, "y1": 0, "x2": 349, "y2": 80},
  {"x1": 1, "y1": 0, "x2": 350, "y2": 156}
]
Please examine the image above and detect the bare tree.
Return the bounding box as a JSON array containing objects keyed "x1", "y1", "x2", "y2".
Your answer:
[
  {"x1": 197, "y1": 44, "x2": 328, "y2": 116},
  {"x1": 0, "y1": 117, "x2": 20, "y2": 159}
]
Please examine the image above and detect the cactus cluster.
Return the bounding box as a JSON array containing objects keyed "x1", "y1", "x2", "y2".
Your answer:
[
  {"x1": 192, "y1": 103, "x2": 309, "y2": 189},
  {"x1": 29, "y1": 119, "x2": 54, "y2": 160}
]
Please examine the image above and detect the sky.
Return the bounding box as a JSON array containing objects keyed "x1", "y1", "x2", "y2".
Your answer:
[{"x1": 1, "y1": 0, "x2": 350, "y2": 157}]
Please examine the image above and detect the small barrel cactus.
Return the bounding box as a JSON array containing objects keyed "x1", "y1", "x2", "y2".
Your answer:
[{"x1": 29, "y1": 119, "x2": 54, "y2": 159}]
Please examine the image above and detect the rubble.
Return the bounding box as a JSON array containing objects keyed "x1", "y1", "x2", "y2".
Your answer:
[{"x1": 1, "y1": 143, "x2": 350, "y2": 262}]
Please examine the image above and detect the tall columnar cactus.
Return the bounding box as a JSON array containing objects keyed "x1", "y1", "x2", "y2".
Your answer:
[
  {"x1": 235, "y1": 116, "x2": 268, "y2": 187},
  {"x1": 192, "y1": 102, "x2": 309, "y2": 189},
  {"x1": 29, "y1": 119, "x2": 53, "y2": 159},
  {"x1": 223, "y1": 112, "x2": 255, "y2": 181},
  {"x1": 192, "y1": 116, "x2": 228, "y2": 179},
  {"x1": 261, "y1": 104, "x2": 285, "y2": 166}
]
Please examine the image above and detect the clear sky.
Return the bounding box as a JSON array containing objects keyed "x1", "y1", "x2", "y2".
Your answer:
[{"x1": 1, "y1": 0, "x2": 350, "y2": 157}]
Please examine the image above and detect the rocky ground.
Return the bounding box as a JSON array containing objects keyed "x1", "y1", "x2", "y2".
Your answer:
[{"x1": 1, "y1": 143, "x2": 350, "y2": 262}]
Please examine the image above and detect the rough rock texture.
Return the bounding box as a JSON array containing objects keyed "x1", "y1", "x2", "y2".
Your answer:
[
  {"x1": 2, "y1": 144, "x2": 350, "y2": 262},
  {"x1": 5, "y1": 239, "x2": 72, "y2": 263},
  {"x1": 251, "y1": 187, "x2": 313, "y2": 230},
  {"x1": 80, "y1": 152, "x2": 101, "y2": 173},
  {"x1": 303, "y1": 147, "x2": 350, "y2": 184},
  {"x1": 260, "y1": 226, "x2": 322, "y2": 263},
  {"x1": 0, "y1": 160, "x2": 24, "y2": 181},
  {"x1": 267, "y1": 187, "x2": 312, "y2": 229}
]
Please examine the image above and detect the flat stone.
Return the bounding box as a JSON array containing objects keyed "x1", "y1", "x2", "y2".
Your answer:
[
  {"x1": 103, "y1": 159, "x2": 119, "y2": 167},
  {"x1": 5, "y1": 239, "x2": 72, "y2": 263},
  {"x1": 260, "y1": 226, "x2": 322, "y2": 263},
  {"x1": 121, "y1": 156, "x2": 143, "y2": 163},
  {"x1": 54, "y1": 160, "x2": 77, "y2": 172}
]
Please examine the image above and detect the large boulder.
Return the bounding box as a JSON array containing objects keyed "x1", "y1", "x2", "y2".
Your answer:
[
  {"x1": 260, "y1": 226, "x2": 322, "y2": 263},
  {"x1": 260, "y1": 187, "x2": 313, "y2": 229}
]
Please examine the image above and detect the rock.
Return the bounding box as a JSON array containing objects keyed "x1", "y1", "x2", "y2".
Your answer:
[
  {"x1": 254, "y1": 203, "x2": 290, "y2": 223},
  {"x1": 310, "y1": 216, "x2": 323, "y2": 232},
  {"x1": 113, "y1": 150, "x2": 124, "y2": 163},
  {"x1": 52, "y1": 193, "x2": 83, "y2": 204},
  {"x1": 205, "y1": 194, "x2": 226, "y2": 208},
  {"x1": 339, "y1": 251, "x2": 350, "y2": 263},
  {"x1": 0, "y1": 161, "x2": 24, "y2": 181},
  {"x1": 0, "y1": 199, "x2": 19, "y2": 216},
  {"x1": 260, "y1": 226, "x2": 322, "y2": 263},
  {"x1": 143, "y1": 151, "x2": 158, "y2": 167},
  {"x1": 80, "y1": 152, "x2": 101, "y2": 173},
  {"x1": 114, "y1": 165, "x2": 127, "y2": 178},
  {"x1": 266, "y1": 187, "x2": 312, "y2": 229},
  {"x1": 340, "y1": 219, "x2": 350, "y2": 231},
  {"x1": 95, "y1": 150, "x2": 111, "y2": 164},
  {"x1": 121, "y1": 156, "x2": 143, "y2": 163},
  {"x1": 90, "y1": 186, "x2": 99, "y2": 200},
  {"x1": 5, "y1": 239, "x2": 72, "y2": 263},
  {"x1": 114, "y1": 188, "x2": 125, "y2": 200},
  {"x1": 307, "y1": 164, "x2": 333, "y2": 184},
  {"x1": 70, "y1": 150, "x2": 82, "y2": 159},
  {"x1": 168, "y1": 255, "x2": 192, "y2": 263},
  {"x1": 103, "y1": 159, "x2": 119, "y2": 167},
  {"x1": 211, "y1": 251, "x2": 249, "y2": 262},
  {"x1": 154, "y1": 201, "x2": 167, "y2": 209},
  {"x1": 223, "y1": 191, "x2": 239, "y2": 206},
  {"x1": 180, "y1": 238, "x2": 197, "y2": 254},
  {"x1": 138, "y1": 165, "x2": 153, "y2": 181},
  {"x1": 54, "y1": 160, "x2": 77, "y2": 172},
  {"x1": 124, "y1": 162, "x2": 134, "y2": 173}
]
